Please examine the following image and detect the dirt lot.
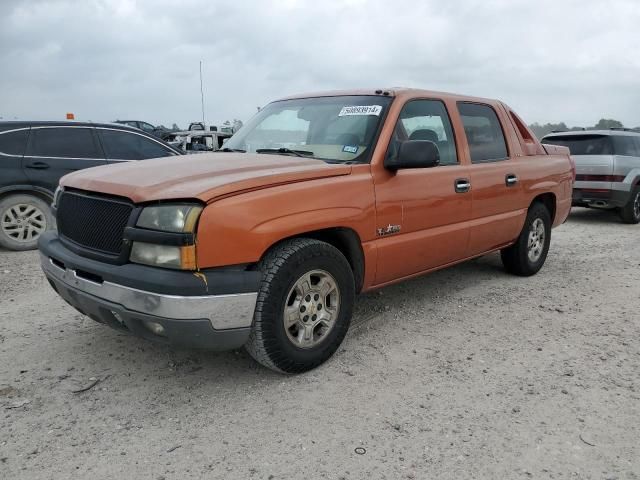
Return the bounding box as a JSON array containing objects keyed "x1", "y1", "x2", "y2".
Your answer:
[{"x1": 1, "y1": 208, "x2": 639, "y2": 479}]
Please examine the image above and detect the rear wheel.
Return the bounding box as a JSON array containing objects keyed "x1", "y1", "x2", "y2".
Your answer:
[
  {"x1": 0, "y1": 194, "x2": 54, "y2": 251},
  {"x1": 501, "y1": 202, "x2": 552, "y2": 277},
  {"x1": 245, "y1": 238, "x2": 355, "y2": 374},
  {"x1": 619, "y1": 188, "x2": 640, "y2": 224}
]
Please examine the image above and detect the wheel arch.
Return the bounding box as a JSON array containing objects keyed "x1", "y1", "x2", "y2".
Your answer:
[
  {"x1": 258, "y1": 227, "x2": 365, "y2": 293},
  {"x1": 0, "y1": 185, "x2": 55, "y2": 204},
  {"x1": 530, "y1": 192, "x2": 556, "y2": 224}
]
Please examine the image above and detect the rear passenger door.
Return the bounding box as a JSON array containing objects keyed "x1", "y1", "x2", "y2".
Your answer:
[
  {"x1": 0, "y1": 127, "x2": 30, "y2": 191},
  {"x1": 24, "y1": 126, "x2": 106, "y2": 194},
  {"x1": 97, "y1": 128, "x2": 178, "y2": 162},
  {"x1": 458, "y1": 103, "x2": 526, "y2": 256}
]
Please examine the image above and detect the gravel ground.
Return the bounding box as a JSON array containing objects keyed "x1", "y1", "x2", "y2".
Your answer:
[{"x1": 1, "y1": 207, "x2": 639, "y2": 480}]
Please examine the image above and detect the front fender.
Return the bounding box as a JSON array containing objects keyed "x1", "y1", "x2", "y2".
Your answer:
[{"x1": 195, "y1": 166, "x2": 376, "y2": 268}]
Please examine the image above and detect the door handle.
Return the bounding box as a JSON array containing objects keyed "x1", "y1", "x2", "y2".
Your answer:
[
  {"x1": 455, "y1": 178, "x2": 471, "y2": 193},
  {"x1": 25, "y1": 162, "x2": 50, "y2": 170},
  {"x1": 505, "y1": 174, "x2": 518, "y2": 186}
]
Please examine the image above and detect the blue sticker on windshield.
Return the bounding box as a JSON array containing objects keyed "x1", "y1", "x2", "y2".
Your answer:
[{"x1": 342, "y1": 145, "x2": 358, "y2": 154}]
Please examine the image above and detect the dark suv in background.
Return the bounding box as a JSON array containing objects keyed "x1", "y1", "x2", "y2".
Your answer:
[
  {"x1": 114, "y1": 120, "x2": 171, "y2": 139},
  {"x1": 0, "y1": 121, "x2": 182, "y2": 251}
]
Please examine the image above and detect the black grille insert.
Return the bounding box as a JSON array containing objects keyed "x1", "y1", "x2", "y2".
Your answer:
[{"x1": 57, "y1": 191, "x2": 133, "y2": 255}]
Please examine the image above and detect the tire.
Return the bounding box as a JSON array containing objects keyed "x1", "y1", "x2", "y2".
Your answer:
[
  {"x1": 501, "y1": 202, "x2": 552, "y2": 277},
  {"x1": 0, "y1": 194, "x2": 54, "y2": 251},
  {"x1": 619, "y1": 188, "x2": 640, "y2": 224},
  {"x1": 245, "y1": 238, "x2": 355, "y2": 374}
]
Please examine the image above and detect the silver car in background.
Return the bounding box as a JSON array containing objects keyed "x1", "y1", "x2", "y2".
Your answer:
[{"x1": 542, "y1": 129, "x2": 640, "y2": 223}]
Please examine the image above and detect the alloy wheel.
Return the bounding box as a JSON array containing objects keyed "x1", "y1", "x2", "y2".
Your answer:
[
  {"x1": 1, "y1": 203, "x2": 47, "y2": 243},
  {"x1": 283, "y1": 269, "x2": 341, "y2": 349},
  {"x1": 527, "y1": 218, "x2": 546, "y2": 263}
]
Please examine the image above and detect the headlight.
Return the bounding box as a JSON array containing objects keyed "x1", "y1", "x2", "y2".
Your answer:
[
  {"x1": 136, "y1": 204, "x2": 202, "y2": 233},
  {"x1": 130, "y1": 242, "x2": 197, "y2": 270},
  {"x1": 130, "y1": 203, "x2": 202, "y2": 270}
]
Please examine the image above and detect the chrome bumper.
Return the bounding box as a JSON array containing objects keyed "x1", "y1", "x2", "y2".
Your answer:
[{"x1": 40, "y1": 253, "x2": 257, "y2": 330}]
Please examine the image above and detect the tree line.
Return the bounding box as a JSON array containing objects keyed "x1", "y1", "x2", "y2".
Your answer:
[{"x1": 529, "y1": 119, "x2": 640, "y2": 139}]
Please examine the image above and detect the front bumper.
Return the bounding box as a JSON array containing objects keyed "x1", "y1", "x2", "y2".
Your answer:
[{"x1": 39, "y1": 231, "x2": 259, "y2": 350}]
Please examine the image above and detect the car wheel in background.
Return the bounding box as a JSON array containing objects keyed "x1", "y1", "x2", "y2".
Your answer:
[
  {"x1": 501, "y1": 202, "x2": 552, "y2": 277},
  {"x1": 619, "y1": 188, "x2": 640, "y2": 224},
  {"x1": 245, "y1": 238, "x2": 355, "y2": 374},
  {"x1": 0, "y1": 194, "x2": 54, "y2": 251}
]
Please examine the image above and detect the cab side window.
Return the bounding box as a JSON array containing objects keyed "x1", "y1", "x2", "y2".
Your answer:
[
  {"x1": 0, "y1": 129, "x2": 29, "y2": 156},
  {"x1": 100, "y1": 129, "x2": 174, "y2": 160},
  {"x1": 30, "y1": 127, "x2": 101, "y2": 159},
  {"x1": 457, "y1": 103, "x2": 508, "y2": 163},
  {"x1": 612, "y1": 136, "x2": 640, "y2": 157},
  {"x1": 387, "y1": 99, "x2": 458, "y2": 166}
]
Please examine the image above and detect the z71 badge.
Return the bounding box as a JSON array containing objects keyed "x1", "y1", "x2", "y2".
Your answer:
[{"x1": 377, "y1": 224, "x2": 401, "y2": 237}]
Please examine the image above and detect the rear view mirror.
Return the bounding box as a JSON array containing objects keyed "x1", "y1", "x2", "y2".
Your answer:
[{"x1": 384, "y1": 140, "x2": 440, "y2": 171}]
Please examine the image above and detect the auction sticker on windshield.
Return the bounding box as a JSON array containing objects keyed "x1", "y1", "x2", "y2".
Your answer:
[{"x1": 338, "y1": 105, "x2": 382, "y2": 116}]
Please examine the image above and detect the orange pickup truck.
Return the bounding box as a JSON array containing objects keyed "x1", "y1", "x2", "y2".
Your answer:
[{"x1": 39, "y1": 88, "x2": 573, "y2": 373}]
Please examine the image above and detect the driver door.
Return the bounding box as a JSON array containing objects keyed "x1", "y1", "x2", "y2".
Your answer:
[{"x1": 372, "y1": 99, "x2": 472, "y2": 285}]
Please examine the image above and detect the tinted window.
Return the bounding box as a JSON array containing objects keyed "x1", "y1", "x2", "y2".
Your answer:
[
  {"x1": 100, "y1": 129, "x2": 173, "y2": 160},
  {"x1": 542, "y1": 135, "x2": 612, "y2": 155},
  {"x1": 139, "y1": 122, "x2": 155, "y2": 132},
  {"x1": 0, "y1": 129, "x2": 29, "y2": 156},
  {"x1": 30, "y1": 127, "x2": 101, "y2": 158},
  {"x1": 612, "y1": 136, "x2": 640, "y2": 156},
  {"x1": 458, "y1": 103, "x2": 508, "y2": 162},
  {"x1": 387, "y1": 99, "x2": 458, "y2": 166}
]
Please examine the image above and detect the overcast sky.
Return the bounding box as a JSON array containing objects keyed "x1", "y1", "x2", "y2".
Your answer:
[{"x1": 1, "y1": 0, "x2": 639, "y2": 128}]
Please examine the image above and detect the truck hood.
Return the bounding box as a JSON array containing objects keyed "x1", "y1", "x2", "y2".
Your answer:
[{"x1": 60, "y1": 153, "x2": 352, "y2": 203}]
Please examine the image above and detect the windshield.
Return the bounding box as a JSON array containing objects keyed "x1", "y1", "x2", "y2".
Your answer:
[
  {"x1": 224, "y1": 95, "x2": 393, "y2": 163},
  {"x1": 542, "y1": 134, "x2": 612, "y2": 155}
]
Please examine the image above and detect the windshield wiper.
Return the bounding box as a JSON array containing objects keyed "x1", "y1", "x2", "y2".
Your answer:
[
  {"x1": 218, "y1": 147, "x2": 246, "y2": 153},
  {"x1": 255, "y1": 147, "x2": 314, "y2": 158},
  {"x1": 323, "y1": 160, "x2": 362, "y2": 165}
]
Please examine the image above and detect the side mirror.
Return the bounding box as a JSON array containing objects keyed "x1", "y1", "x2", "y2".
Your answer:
[{"x1": 384, "y1": 140, "x2": 440, "y2": 171}]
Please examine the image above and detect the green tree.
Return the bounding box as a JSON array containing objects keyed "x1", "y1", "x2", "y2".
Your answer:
[
  {"x1": 529, "y1": 122, "x2": 569, "y2": 139},
  {"x1": 593, "y1": 118, "x2": 624, "y2": 130}
]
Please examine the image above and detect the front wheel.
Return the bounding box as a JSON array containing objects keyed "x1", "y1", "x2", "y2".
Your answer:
[
  {"x1": 245, "y1": 238, "x2": 355, "y2": 374},
  {"x1": 619, "y1": 188, "x2": 640, "y2": 224},
  {"x1": 501, "y1": 202, "x2": 552, "y2": 277}
]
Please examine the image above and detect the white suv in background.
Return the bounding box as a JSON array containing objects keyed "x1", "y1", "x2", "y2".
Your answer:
[{"x1": 542, "y1": 129, "x2": 640, "y2": 223}]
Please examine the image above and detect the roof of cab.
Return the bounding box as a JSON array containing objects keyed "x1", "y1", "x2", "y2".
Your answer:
[
  {"x1": 0, "y1": 120, "x2": 140, "y2": 131},
  {"x1": 275, "y1": 87, "x2": 500, "y2": 104}
]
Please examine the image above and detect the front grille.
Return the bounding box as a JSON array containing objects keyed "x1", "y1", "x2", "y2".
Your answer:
[{"x1": 57, "y1": 191, "x2": 133, "y2": 255}]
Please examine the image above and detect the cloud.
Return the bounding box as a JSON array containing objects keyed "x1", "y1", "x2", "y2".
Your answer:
[{"x1": 0, "y1": 0, "x2": 638, "y2": 127}]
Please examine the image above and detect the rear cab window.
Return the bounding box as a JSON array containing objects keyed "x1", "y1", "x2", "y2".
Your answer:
[
  {"x1": 542, "y1": 135, "x2": 612, "y2": 155},
  {"x1": 28, "y1": 127, "x2": 101, "y2": 159},
  {"x1": 457, "y1": 103, "x2": 509, "y2": 162}
]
